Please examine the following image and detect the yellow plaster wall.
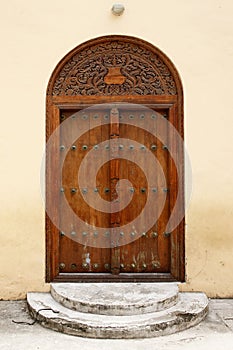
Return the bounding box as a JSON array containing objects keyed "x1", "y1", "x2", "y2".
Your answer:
[{"x1": 0, "y1": 0, "x2": 233, "y2": 299}]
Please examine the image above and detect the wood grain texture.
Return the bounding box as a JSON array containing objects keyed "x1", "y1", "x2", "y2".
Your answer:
[{"x1": 46, "y1": 35, "x2": 184, "y2": 282}]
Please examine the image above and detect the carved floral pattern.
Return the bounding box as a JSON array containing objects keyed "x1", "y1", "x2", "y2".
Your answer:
[{"x1": 52, "y1": 41, "x2": 177, "y2": 96}]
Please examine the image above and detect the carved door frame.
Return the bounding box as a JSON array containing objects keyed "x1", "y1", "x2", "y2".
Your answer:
[{"x1": 46, "y1": 35, "x2": 185, "y2": 282}]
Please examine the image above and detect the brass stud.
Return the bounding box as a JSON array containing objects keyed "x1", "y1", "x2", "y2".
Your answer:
[
  {"x1": 59, "y1": 263, "x2": 65, "y2": 270},
  {"x1": 129, "y1": 115, "x2": 134, "y2": 119},
  {"x1": 131, "y1": 263, "x2": 136, "y2": 268},
  {"x1": 142, "y1": 232, "x2": 147, "y2": 237},
  {"x1": 164, "y1": 232, "x2": 171, "y2": 238},
  {"x1": 82, "y1": 262, "x2": 88, "y2": 268},
  {"x1": 93, "y1": 114, "x2": 98, "y2": 119},
  {"x1": 152, "y1": 232, "x2": 158, "y2": 238},
  {"x1": 71, "y1": 263, "x2": 77, "y2": 269},
  {"x1": 152, "y1": 261, "x2": 161, "y2": 268},
  {"x1": 104, "y1": 263, "x2": 110, "y2": 270},
  {"x1": 104, "y1": 115, "x2": 109, "y2": 120},
  {"x1": 142, "y1": 263, "x2": 147, "y2": 269},
  {"x1": 105, "y1": 145, "x2": 110, "y2": 150},
  {"x1": 120, "y1": 263, "x2": 125, "y2": 268},
  {"x1": 93, "y1": 263, "x2": 99, "y2": 269},
  {"x1": 60, "y1": 114, "x2": 65, "y2": 121}
]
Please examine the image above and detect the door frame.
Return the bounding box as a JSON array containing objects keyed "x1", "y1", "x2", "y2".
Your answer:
[{"x1": 46, "y1": 36, "x2": 185, "y2": 283}]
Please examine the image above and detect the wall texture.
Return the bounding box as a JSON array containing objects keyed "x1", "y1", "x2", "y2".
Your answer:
[{"x1": 0, "y1": 0, "x2": 233, "y2": 299}]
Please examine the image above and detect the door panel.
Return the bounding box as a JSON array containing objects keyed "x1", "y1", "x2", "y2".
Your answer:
[{"x1": 57, "y1": 105, "x2": 171, "y2": 275}]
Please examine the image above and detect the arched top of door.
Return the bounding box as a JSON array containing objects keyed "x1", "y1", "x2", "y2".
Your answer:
[{"x1": 47, "y1": 35, "x2": 183, "y2": 99}]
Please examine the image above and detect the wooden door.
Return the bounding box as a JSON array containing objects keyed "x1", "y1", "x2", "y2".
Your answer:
[{"x1": 46, "y1": 35, "x2": 184, "y2": 282}]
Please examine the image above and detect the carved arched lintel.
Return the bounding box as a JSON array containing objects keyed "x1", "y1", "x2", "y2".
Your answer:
[{"x1": 47, "y1": 36, "x2": 183, "y2": 98}]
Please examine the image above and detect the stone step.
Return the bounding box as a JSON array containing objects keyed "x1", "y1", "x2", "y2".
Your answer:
[
  {"x1": 27, "y1": 292, "x2": 208, "y2": 339},
  {"x1": 51, "y1": 282, "x2": 179, "y2": 315}
]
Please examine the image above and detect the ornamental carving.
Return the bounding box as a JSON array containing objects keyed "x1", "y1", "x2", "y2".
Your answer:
[{"x1": 52, "y1": 40, "x2": 177, "y2": 96}]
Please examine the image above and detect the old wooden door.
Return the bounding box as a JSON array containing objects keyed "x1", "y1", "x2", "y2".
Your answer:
[{"x1": 46, "y1": 36, "x2": 184, "y2": 282}]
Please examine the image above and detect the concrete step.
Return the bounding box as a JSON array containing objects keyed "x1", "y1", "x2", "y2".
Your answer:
[
  {"x1": 27, "y1": 291, "x2": 208, "y2": 339},
  {"x1": 51, "y1": 282, "x2": 179, "y2": 315}
]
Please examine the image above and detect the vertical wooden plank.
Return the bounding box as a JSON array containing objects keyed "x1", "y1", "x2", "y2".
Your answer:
[{"x1": 110, "y1": 107, "x2": 120, "y2": 274}]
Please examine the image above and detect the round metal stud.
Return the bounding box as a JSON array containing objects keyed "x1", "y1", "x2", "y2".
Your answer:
[
  {"x1": 59, "y1": 263, "x2": 65, "y2": 270},
  {"x1": 70, "y1": 231, "x2": 76, "y2": 236},
  {"x1": 141, "y1": 232, "x2": 147, "y2": 237},
  {"x1": 104, "y1": 188, "x2": 110, "y2": 193},
  {"x1": 164, "y1": 232, "x2": 171, "y2": 238},
  {"x1": 104, "y1": 115, "x2": 109, "y2": 120},
  {"x1": 82, "y1": 145, "x2": 88, "y2": 150},
  {"x1": 71, "y1": 115, "x2": 76, "y2": 119},
  {"x1": 140, "y1": 145, "x2": 146, "y2": 150},
  {"x1": 120, "y1": 263, "x2": 125, "y2": 268},
  {"x1": 163, "y1": 188, "x2": 169, "y2": 193},
  {"x1": 93, "y1": 114, "x2": 98, "y2": 119},
  {"x1": 60, "y1": 231, "x2": 65, "y2": 237},
  {"x1": 60, "y1": 115, "x2": 65, "y2": 121},
  {"x1": 119, "y1": 144, "x2": 124, "y2": 150},
  {"x1": 93, "y1": 145, "x2": 99, "y2": 150},
  {"x1": 120, "y1": 231, "x2": 124, "y2": 237},
  {"x1": 93, "y1": 263, "x2": 99, "y2": 269},
  {"x1": 104, "y1": 231, "x2": 110, "y2": 237},
  {"x1": 105, "y1": 145, "x2": 110, "y2": 150},
  {"x1": 152, "y1": 262, "x2": 160, "y2": 268},
  {"x1": 163, "y1": 145, "x2": 168, "y2": 150},
  {"x1": 151, "y1": 144, "x2": 157, "y2": 151},
  {"x1": 82, "y1": 231, "x2": 87, "y2": 237},
  {"x1": 71, "y1": 188, "x2": 77, "y2": 193},
  {"x1": 104, "y1": 263, "x2": 110, "y2": 270},
  {"x1": 60, "y1": 187, "x2": 65, "y2": 193},
  {"x1": 151, "y1": 114, "x2": 157, "y2": 119},
  {"x1": 71, "y1": 145, "x2": 76, "y2": 150},
  {"x1": 131, "y1": 232, "x2": 135, "y2": 237},
  {"x1": 140, "y1": 188, "x2": 146, "y2": 193},
  {"x1": 93, "y1": 231, "x2": 98, "y2": 237},
  {"x1": 82, "y1": 115, "x2": 88, "y2": 120},
  {"x1": 129, "y1": 145, "x2": 134, "y2": 150},
  {"x1": 82, "y1": 188, "x2": 88, "y2": 194},
  {"x1": 129, "y1": 115, "x2": 134, "y2": 119},
  {"x1": 142, "y1": 263, "x2": 147, "y2": 269},
  {"x1": 60, "y1": 145, "x2": 65, "y2": 151},
  {"x1": 140, "y1": 114, "x2": 145, "y2": 119},
  {"x1": 82, "y1": 263, "x2": 88, "y2": 268},
  {"x1": 129, "y1": 187, "x2": 135, "y2": 193},
  {"x1": 71, "y1": 263, "x2": 77, "y2": 269},
  {"x1": 93, "y1": 188, "x2": 98, "y2": 193},
  {"x1": 152, "y1": 188, "x2": 157, "y2": 193},
  {"x1": 131, "y1": 263, "x2": 136, "y2": 268},
  {"x1": 152, "y1": 232, "x2": 158, "y2": 238}
]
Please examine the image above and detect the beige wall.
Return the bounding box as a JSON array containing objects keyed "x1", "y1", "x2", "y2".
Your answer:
[{"x1": 0, "y1": 0, "x2": 233, "y2": 299}]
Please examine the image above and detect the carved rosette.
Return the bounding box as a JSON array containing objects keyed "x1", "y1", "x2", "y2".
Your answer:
[{"x1": 52, "y1": 41, "x2": 177, "y2": 96}]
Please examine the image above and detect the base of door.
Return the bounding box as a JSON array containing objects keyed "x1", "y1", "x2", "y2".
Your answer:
[{"x1": 27, "y1": 283, "x2": 208, "y2": 339}]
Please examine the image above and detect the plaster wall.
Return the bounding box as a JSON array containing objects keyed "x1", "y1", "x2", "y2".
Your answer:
[{"x1": 0, "y1": 0, "x2": 233, "y2": 299}]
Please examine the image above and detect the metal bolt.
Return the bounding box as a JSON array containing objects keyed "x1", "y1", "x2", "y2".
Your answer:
[
  {"x1": 59, "y1": 263, "x2": 65, "y2": 270},
  {"x1": 119, "y1": 144, "x2": 124, "y2": 150}
]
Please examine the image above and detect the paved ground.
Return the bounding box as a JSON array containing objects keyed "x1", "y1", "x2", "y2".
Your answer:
[{"x1": 0, "y1": 299, "x2": 232, "y2": 350}]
